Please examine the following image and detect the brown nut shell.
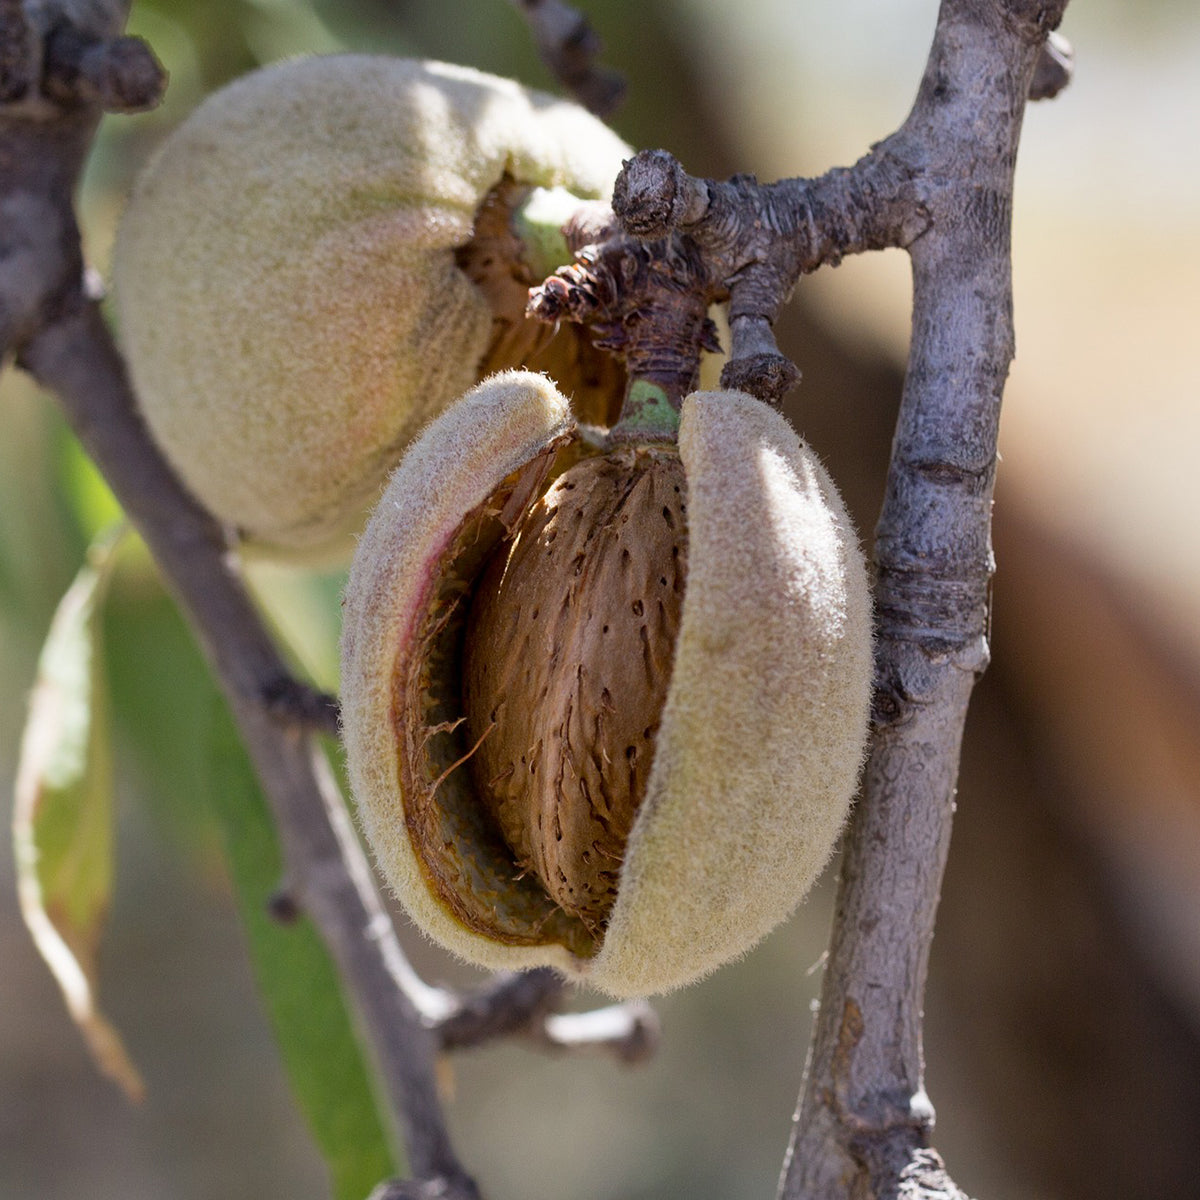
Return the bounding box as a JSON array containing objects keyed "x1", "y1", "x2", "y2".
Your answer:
[
  {"x1": 340, "y1": 373, "x2": 873, "y2": 996},
  {"x1": 463, "y1": 445, "x2": 688, "y2": 934}
]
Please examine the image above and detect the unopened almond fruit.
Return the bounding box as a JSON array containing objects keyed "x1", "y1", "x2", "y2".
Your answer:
[{"x1": 113, "y1": 56, "x2": 630, "y2": 559}]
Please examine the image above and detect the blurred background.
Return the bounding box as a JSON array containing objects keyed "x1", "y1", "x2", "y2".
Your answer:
[{"x1": 3, "y1": 1, "x2": 1199, "y2": 1198}]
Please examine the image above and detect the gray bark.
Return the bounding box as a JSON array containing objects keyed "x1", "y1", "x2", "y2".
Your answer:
[{"x1": 780, "y1": 3, "x2": 1068, "y2": 1197}]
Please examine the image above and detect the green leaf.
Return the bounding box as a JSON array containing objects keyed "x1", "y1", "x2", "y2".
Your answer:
[
  {"x1": 56, "y1": 426, "x2": 125, "y2": 542},
  {"x1": 101, "y1": 543, "x2": 226, "y2": 867},
  {"x1": 245, "y1": 558, "x2": 347, "y2": 695},
  {"x1": 12, "y1": 526, "x2": 145, "y2": 1101},
  {"x1": 202, "y1": 695, "x2": 398, "y2": 1200}
]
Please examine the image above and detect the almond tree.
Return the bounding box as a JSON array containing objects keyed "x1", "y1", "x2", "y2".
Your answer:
[{"x1": 0, "y1": 1, "x2": 1071, "y2": 1196}]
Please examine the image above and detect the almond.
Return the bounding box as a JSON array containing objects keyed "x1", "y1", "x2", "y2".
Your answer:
[
  {"x1": 114, "y1": 56, "x2": 630, "y2": 559},
  {"x1": 340, "y1": 371, "x2": 873, "y2": 995}
]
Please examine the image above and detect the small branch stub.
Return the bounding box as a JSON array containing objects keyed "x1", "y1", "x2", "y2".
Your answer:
[
  {"x1": 260, "y1": 675, "x2": 341, "y2": 738},
  {"x1": 612, "y1": 148, "x2": 709, "y2": 240},
  {"x1": 1029, "y1": 30, "x2": 1074, "y2": 101},
  {"x1": 265, "y1": 888, "x2": 302, "y2": 926},
  {"x1": 42, "y1": 26, "x2": 167, "y2": 112},
  {"x1": 720, "y1": 348, "x2": 800, "y2": 406}
]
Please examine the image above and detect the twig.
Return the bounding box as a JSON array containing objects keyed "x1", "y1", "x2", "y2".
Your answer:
[
  {"x1": 528, "y1": 230, "x2": 723, "y2": 408},
  {"x1": 536, "y1": 1001, "x2": 659, "y2": 1065},
  {"x1": 506, "y1": 0, "x2": 624, "y2": 116},
  {"x1": 434, "y1": 968, "x2": 565, "y2": 1048},
  {"x1": 433, "y1": 969, "x2": 660, "y2": 1064},
  {"x1": 611, "y1": 143, "x2": 930, "y2": 403},
  {"x1": 604, "y1": 0, "x2": 1072, "y2": 1195},
  {"x1": 778, "y1": 2, "x2": 1070, "y2": 1197}
]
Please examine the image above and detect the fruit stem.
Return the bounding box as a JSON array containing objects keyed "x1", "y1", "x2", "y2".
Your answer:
[{"x1": 611, "y1": 378, "x2": 681, "y2": 441}]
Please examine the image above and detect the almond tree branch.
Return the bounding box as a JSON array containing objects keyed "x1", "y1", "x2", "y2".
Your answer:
[
  {"x1": 2, "y1": 0, "x2": 471, "y2": 1189},
  {"x1": 506, "y1": 0, "x2": 624, "y2": 116},
  {"x1": 612, "y1": 141, "x2": 930, "y2": 404},
  {"x1": 779, "y1": 2, "x2": 1070, "y2": 1197},
  {"x1": 609, "y1": 21, "x2": 1070, "y2": 409},
  {"x1": 4, "y1": 7, "x2": 659, "y2": 1191},
  {"x1": 608, "y1": 1, "x2": 1070, "y2": 1196}
]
